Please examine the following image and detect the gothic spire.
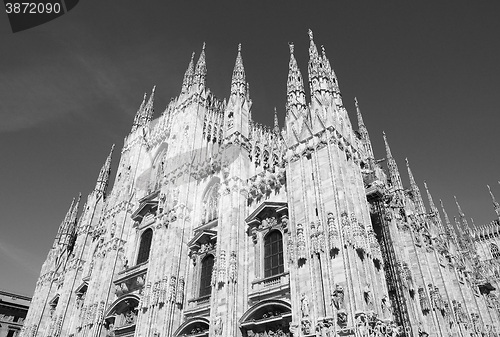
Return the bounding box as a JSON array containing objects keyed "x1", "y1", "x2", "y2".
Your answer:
[
  {"x1": 424, "y1": 181, "x2": 444, "y2": 235},
  {"x1": 131, "y1": 93, "x2": 147, "y2": 132},
  {"x1": 355, "y1": 97, "x2": 364, "y2": 127},
  {"x1": 95, "y1": 144, "x2": 115, "y2": 196},
  {"x1": 274, "y1": 107, "x2": 279, "y2": 133},
  {"x1": 454, "y1": 195, "x2": 471, "y2": 238},
  {"x1": 406, "y1": 158, "x2": 426, "y2": 214},
  {"x1": 230, "y1": 43, "x2": 246, "y2": 97},
  {"x1": 355, "y1": 97, "x2": 374, "y2": 160},
  {"x1": 423, "y1": 181, "x2": 438, "y2": 215},
  {"x1": 440, "y1": 199, "x2": 456, "y2": 243},
  {"x1": 181, "y1": 52, "x2": 195, "y2": 94},
  {"x1": 193, "y1": 42, "x2": 207, "y2": 89},
  {"x1": 487, "y1": 184, "x2": 500, "y2": 217},
  {"x1": 286, "y1": 43, "x2": 306, "y2": 112},
  {"x1": 383, "y1": 132, "x2": 403, "y2": 191},
  {"x1": 307, "y1": 29, "x2": 320, "y2": 85},
  {"x1": 307, "y1": 29, "x2": 327, "y2": 96},
  {"x1": 67, "y1": 193, "x2": 81, "y2": 235},
  {"x1": 454, "y1": 195, "x2": 465, "y2": 217},
  {"x1": 323, "y1": 45, "x2": 339, "y2": 93},
  {"x1": 143, "y1": 86, "x2": 155, "y2": 122},
  {"x1": 55, "y1": 197, "x2": 76, "y2": 246}
]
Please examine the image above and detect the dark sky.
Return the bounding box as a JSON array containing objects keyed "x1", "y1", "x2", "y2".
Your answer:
[{"x1": 1, "y1": 1, "x2": 499, "y2": 296}]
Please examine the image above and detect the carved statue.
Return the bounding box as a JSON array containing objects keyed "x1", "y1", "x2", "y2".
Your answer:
[
  {"x1": 124, "y1": 309, "x2": 136, "y2": 325},
  {"x1": 355, "y1": 314, "x2": 369, "y2": 337},
  {"x1": 214, "y1": 315, "x2": 223, "y2": 336},
  {"x1": 381, "y1": 295, "x2": 393, "y2": 315},
  {"x1": 301, "y1": 293, "x2": 310, "y2": 317},
  {"x1": 331, "y1": 284, "x2": 344, "y2": 310},
  {"x1": 363, "y1": 283, "x2": 373, "y2": 307},
  {"x1": 106, "y1": 323, "x2": 115, "y2": 337}
]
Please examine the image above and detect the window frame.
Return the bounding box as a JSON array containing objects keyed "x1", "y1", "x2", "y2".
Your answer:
[
  {"x1": 263, "y1": 230, "x2": 284, "y2": 278},
  {"x1": 136, "y1": 228, "x2": 153, "y2": 265},
  {"x1": 199, "y1": 254, "x2": 215, "y2": 298}
]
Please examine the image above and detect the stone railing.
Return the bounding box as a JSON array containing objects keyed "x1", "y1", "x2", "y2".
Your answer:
[{"x1": 249, "y1": 272, "x2": 290, "y2": 300}]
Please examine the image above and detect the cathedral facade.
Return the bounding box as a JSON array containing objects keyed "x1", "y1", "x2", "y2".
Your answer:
[{"x1": 20, "y1": 31, "x2": 500, "y2": 337}]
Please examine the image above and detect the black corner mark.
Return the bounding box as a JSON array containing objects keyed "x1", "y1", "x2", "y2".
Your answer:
[
  {"x1": 63, "y1": 0, "x2": 77, "y2": 11},
  {"x1": 5, "y1": 0, "x2": 79, "y2": 33}
]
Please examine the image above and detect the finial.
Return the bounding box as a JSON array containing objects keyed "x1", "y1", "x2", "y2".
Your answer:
[
  {"x1": 308, "y1": 29, "x2": 314, "y2": 40},
  {"x1": 152, "y1": 85, "x2": 156, "y2": 94},
  {"x1": 202, "y1": 42, "x2": 206, "y2": 51},
  {"x1": 382, "y1": 131, "x2": 391, "y2": 157},
  {"x1": 454, "y1": 195, "x2": 465, "y2": 216},
  {"x1": 354, "y1": 97, "x2": 359, "y2": 107},
  {"x1": 274, "y1": 107, "x2": 279, "y2": 133},
  {"x1": 487, "y1": 184, "x2": 500, "y2": 209},
  {"x1": 238, "y1": 43, "x2": 241, "y2": 52},
  {"x1": 289, "y1": 43, "x2": 294, "y2": 54},
  {"x1": 405, "y1": 157, "x2": 409, "y2": 167},
  {"x1": 191, "y1": 51, "x2": 195, "y2": 61},
  {"x1": 321, "y1": 45, "x2": 326, "y2": 55}
]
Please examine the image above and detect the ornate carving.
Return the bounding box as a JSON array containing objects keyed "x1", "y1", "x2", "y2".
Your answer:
[
  {"x1": 287, "y1": 237, "x2": 295, "y2": 264},
  {"x1": 176, "y1": 277, "x2": 184, "y2": 305},
  {"x1": 301, "y1": 319, "x2": 311, "y2": 335},
  {"x1": 351, "y1": 214, "x2": 366, "y2": 251},
  {"x1": 341, "y1": 212, "x2": 351, "y2": 245},
  {"x1": 327, "y1": 212, "x2": 340, "y2": 250},
  {"x1": 418, "y1": 287, "x2": 430, "y2": 313},
  {"x1": 228, "y1": 251, "x2": 237, "y2": 283},
  {"x1": 297, "y1": 223, "x2": 307, "y2": 261},
  {"x1": 168, "y1": 276, "x2": 176, "y2": 302},
  {"x1": 124, "y1": 308, "x2": 137, "y2": 325},
  {"x1": 218, "y1": 250, "x2": 226, "y2": 284}
]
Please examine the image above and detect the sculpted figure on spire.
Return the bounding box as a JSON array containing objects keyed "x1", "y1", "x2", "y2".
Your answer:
[{"x1": 230, "y1": 43, "x2": 246, "y2": 97}]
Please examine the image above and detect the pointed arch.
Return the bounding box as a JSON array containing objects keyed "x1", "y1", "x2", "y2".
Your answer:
[
  {"x1": 239, "y1": 299, "x2": 292, "y2": 331},
  {"x1": 151, "y1": 143, "x2": 169, "y2": 191},
  {"x1": 201, "y1": 177, "x2": 221, "y2": 224},
  {"x1": 103, "y1": 294, "x2": 140, "y2": 334},
  {"x1": 173, "y1": 317, "x2": 210, "y2": 337},
  {"x1": 104, "y1": 294, "x2": 140, "y2": 318},
  {"x1": 239, "y1": 299, "x2": 291, "y2": 323}
]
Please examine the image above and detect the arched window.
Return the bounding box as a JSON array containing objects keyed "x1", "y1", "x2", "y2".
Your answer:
[
  {"x1": 202, "y1": 181, "x2": 220, "y2": 224},
  {"x1": 491, "y1": 243, "x2": 500, "y2": 259},
  {"x1": 264, "y1": 231, "x2": 284, "y2": 278},
  {"x1": 199, "y1": 255, "x2": 214, "y2": 297},
  {"x1": 137, "y1": 229, "x2": 153, "y2": 264}
]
